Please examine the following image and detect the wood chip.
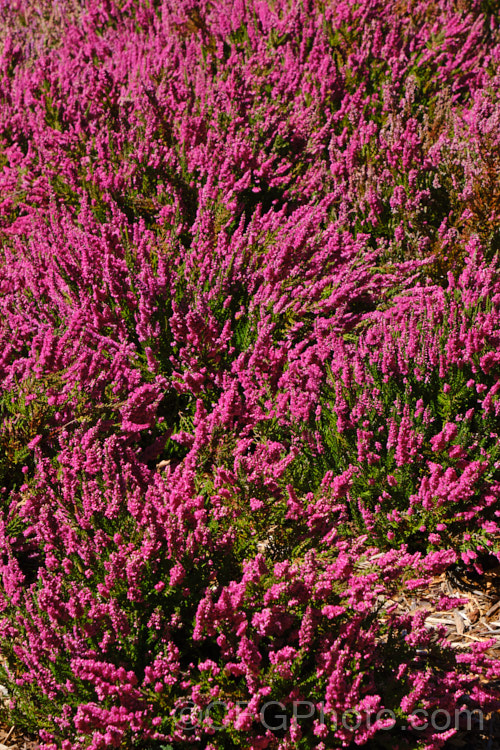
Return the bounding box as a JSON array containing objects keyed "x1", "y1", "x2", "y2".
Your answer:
[
  {"x1": 466, "y1": 600, "x2": 481, "y2": 623},
  {"x1": 486, "y1": 600, "x2": 500, "y2": 618},
  {"x1": 454, "y1": 609, "x2": 465, "y2": 634},
  {"x1": 426, "y1": 615, "x2": 454, "y2": 625},
  {"x1": 0, "y1": 727, "x2": 14, "y2": 745},
  {"x1": 461, "y1": 633, "x2": 496, "y2": 642}
]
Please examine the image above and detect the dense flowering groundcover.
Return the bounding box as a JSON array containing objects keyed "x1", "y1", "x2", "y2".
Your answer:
[{"x1": 1, "y1": 0, "x2": 500, "y2": 747}]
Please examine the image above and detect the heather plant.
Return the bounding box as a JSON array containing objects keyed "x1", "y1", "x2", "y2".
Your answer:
[
  {"x1": 304, "y1": 251, "x2": 500, "y2": 559},
  {"x1": 2, "y1": 451, "x2": 498, "y2": 750},
  {"x1": 0, "y1": 429, "x2": 238, "y2": 747},
  {"x1": 1, "y1": 0, "x2": 500, "y2": 747},
  {"x1": 191, "y1": 544, "x2": 499, "y2": 750}
]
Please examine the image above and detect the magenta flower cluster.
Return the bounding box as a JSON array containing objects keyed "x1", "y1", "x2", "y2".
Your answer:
[{"x1": 1, "y1": 0, "x2": 500, "y2": 747}]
